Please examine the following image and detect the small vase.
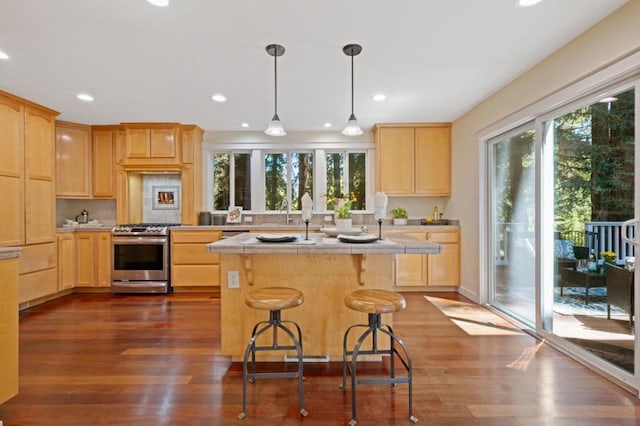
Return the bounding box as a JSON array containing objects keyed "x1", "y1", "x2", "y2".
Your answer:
[
  {"x1": 393, "y1": 218, "x2": 408, "y2": 226},
  {"x1": 335, "y1": 218, "x2": 352, "y2": 231}
]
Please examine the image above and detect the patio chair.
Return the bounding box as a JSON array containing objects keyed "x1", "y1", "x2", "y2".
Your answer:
[{"x1": 605, "y1": 263, "x2": 634, "y2": 332}]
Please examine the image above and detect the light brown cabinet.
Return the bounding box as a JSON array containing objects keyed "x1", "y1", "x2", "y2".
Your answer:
[
  {"x1": 1, "y1": 90, "x2": 59, "y2": 304},
  {"x1": 57, "y1": 232, "x2": 75, "y2": 291},
  {"x1": 0, "y1": 256, "x2": 19, "y2": 404},
  {"x1": 393, "y1": 229, "x2": 460, "y2": 289},
  {"x1": 170, "y1": 230, "x2": 221, "y2": 287},
  {"x1": 91, "y1": 126, "x2": 122, "y2": 198},
  {"x1": 55, "y1": 121, "x2": 91, "y2": 197},
  {"x1": 75, "y1": 231, "x2": 111, "y2": 287},
  {"x1": 122, "y1": 123, "x2": 180, "y2": 165},
  {"x1": 374, "y1": 123, "x2": 451, "y2": 196}
]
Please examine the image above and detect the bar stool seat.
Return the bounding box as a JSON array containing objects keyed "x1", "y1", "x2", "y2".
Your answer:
[
  {"x1": 238, "y1": 287, "x2": 308, "y2": 420},
  {"x1": 341, "y1": 289, "x2": 417, "y2": 425}
]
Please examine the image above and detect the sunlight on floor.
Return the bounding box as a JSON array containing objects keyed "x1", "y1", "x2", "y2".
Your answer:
[{"x1": 425, "y1": 296, "x2": 523, "y2": 336}]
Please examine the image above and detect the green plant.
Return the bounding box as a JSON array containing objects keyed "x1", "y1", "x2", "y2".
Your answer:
[
  {"x1": 336, "y1": 199, "x2": 353, "y2": 219},
  {"x1": 390, "y1": 207, "x2": 408, "y2": 219}
]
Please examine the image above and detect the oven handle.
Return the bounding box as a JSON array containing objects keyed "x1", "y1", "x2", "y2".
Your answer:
[{"x1": 112, "y1": 236, "x2": 168, "y2": 244}]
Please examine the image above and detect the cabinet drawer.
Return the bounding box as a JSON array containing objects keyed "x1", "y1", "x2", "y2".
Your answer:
[
  {"x1": 172, "y1": 244, "x2": 219, "y2": 264},
  {"x1": 19, "y1": 242, "x2": 56, "y2": 275},
  {"x1": 172, "y1": 265, "x2": 220, "y2": 286},
  {"x1": 427, "y1": 231, "x2": 459, "y2": 243},
  {"x1": 171, "y1": 230, "x2": 221, "y2": 243},
  {"x1": 18, "y1": 267, "x2": 57, "y2": 304}
]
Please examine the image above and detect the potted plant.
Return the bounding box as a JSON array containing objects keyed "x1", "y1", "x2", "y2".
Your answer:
[{"x1": 390, "y1": 207, "x2": 408, "y2": 225}]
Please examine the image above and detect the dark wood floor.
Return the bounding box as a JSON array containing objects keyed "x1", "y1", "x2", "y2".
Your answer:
[{"x1": 1, "y1": 292, "x2": 640, "y2": 425}]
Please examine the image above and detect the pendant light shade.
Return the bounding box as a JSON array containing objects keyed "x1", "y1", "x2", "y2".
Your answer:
[
  {"x1": 265, "y1": 44, "x2": 286, "y2": 136},
  {"x1": 342, "y1": 43, "x2": 363, "y2": 136}
]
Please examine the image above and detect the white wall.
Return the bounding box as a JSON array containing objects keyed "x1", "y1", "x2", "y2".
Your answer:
[{"x1": 449, "y1": 0, "x2": 640, "y2": 301}]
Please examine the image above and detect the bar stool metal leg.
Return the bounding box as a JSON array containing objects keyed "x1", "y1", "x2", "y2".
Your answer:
[
  {"x1": 340, "y1": 312, "x2": 417, "y2": 425},
  {"x1": 238, "y1": 308, "x2": 308, "y2": 420}
]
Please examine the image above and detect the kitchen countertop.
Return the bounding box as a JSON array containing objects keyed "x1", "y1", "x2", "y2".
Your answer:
[
  {"x1": 0, "y1": 247, "x2": 22, "y2": 260},
  {"x1": 206, "y1": 232, "x2": 442, "y2": 255},
  {"x1": 177, "y1": 223, "x2": 459, "y2": 232}
]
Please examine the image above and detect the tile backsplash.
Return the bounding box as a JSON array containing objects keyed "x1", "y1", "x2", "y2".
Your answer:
[{"x1": 142, "y1": 175, "x2": 182, "y2": 224}]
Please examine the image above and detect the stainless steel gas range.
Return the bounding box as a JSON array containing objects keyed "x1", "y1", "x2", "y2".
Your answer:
[{"x1": 111, "y1": 223, "x2": 179, "y2": 294}]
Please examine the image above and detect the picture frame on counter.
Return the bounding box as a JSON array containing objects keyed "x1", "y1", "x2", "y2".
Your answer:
[{"x1": 226, "y1": 206, "x2": 243, "y2": 224}]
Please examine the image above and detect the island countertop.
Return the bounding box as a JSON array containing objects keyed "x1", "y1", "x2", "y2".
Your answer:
[{"x1": 206, "y1": 232, "x2": 442, "y2": 255}]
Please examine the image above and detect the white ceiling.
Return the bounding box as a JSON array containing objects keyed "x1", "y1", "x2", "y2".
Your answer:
[{"x1": 0, "y1": 0, "x2": 628, "y2": 133}]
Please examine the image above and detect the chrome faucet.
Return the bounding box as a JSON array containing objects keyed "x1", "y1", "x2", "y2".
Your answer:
[{"x1": 280, "y1": 199, "x2": 293, "y2": 225}]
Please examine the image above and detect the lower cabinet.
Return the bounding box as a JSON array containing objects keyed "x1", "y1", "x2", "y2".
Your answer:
[
  {"x1": 0, "y1": 256, "x2": 19, "y2": 404},
  {"x1": 57, "y1": 232, "x2": 75, "y2": 291},
  {"x1": 75, "y1": 231, "x2": 111, "y2": 287},
  {"x1": 394, "y1": 229, "x2": 460, "y2": 289},
  {"x1": 171, "y1": 229, "x2": 221, "y2": 287}
]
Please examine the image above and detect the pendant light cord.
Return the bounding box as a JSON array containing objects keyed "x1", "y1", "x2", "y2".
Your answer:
[
  {"x1": 274, "y1": 54, "x2": 278, "y2": 116},
  {"x1": 350, "y1": 54, "x2": 354, "y2": 116}
]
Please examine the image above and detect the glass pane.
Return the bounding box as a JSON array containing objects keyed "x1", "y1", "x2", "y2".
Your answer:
[
  {"x1": 491, "y1": 128, "x2": 536, "y2": 324},
  {"x1": 234, "y1": 153, "x2": 251, "y2": 210},
  {"x1": 264, "y1": 153, "x2": 287, "y2": 210},
  {"x1": 213, "y1": 153, "x2": 230, "y2": 210},
  {"x1": 291, "y1": 152, "x2": 313, "y2": 210},
  {"x1": 325, "y1": 153, "x2": 345, "y2": 210},
  {"x1": 349, "y1": 152, "x2": 366, "y2": 211},
  {"x1": 551, "y1": 88, "x2": 635, "y2": 374}
]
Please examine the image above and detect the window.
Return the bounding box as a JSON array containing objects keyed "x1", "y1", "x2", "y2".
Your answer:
[
  {"x1": 264, "y1": 151, "x2": 313, "y2": 211},
  {"x1": 212, "y1": 152, "x2": 251, "y2": 210},
  {"x1": 207, "y1": 143, "x2": 371, "y2": 213},
  {"x1": 325, "y1": 151, "x2": 366, "y2": 211}
]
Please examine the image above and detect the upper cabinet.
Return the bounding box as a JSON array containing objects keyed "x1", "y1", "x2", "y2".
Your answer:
[
  {"x1": 373, "y1": 123, "x2": 451, "y2": 196},
  {"x1": 121, "y1": 123, "x2": 181, "y2": 166},
  {"x1": 0, "y1": 90, "x2": 58, "y2": 247},
  {"x1": 56, "y1": 121, "x2": 91, "y2": 198},
  {"x1": 91, "y1": 125, "x2": 122, "y2": 198}
]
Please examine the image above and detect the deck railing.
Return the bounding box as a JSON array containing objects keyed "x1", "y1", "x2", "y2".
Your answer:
[{"x1": 495, "y1": 221, "x2": 635, "y2": 265}]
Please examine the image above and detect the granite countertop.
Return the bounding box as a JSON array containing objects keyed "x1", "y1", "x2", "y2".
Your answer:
[
  {"x1": 0, "y1": 247, "x2": 22, "y2": 260},
  {"x1": 177, "y1": 223, "x2": 459, "y2": 232},
  {"x1": 56, "y1": 226, "x2": 112, "y2": 233},
  {"x1": 206, "y1": 232, "x2": 442, "y2": 255}
]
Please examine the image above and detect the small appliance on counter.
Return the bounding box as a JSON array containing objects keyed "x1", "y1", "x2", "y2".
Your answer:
[{"x1": 76, "y1": 209, "x2": 89, "y2": 224}]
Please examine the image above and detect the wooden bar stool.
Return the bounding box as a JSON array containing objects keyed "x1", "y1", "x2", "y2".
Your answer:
[
  {"x1": 238, "y1": 287, "x2": 308, "y2": 420},
  {"x1": 340, "y1": 289, "x2": 417, "y2": 425}
]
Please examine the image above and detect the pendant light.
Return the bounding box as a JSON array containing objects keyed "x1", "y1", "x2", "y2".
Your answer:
[
  {"x1": 264, "y1": 44, "x2": 286, "y2": 136},
  {"x1": 342, "y1": 43, "x2": 363, "y2": 136}
]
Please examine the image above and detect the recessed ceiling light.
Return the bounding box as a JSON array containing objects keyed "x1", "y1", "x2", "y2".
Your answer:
[
  {"x1": 373, "y1": 94, "x2": 386, "y2": 101},
  {"x1": 211, "y1": 94, "x2": 227, "y2": 102},
  {"x1": 76, "y1": 93, "x2": 94, "y2": 102},
  {"x1": 323, "y1": 122, "x2": 332, "y2": 128},
  {"x1": 515, "y1": 0, "x2": 543, "y2": 7},
  {"x1": 241, "y1": 122, "x2": 249, "y2": 128},
  {"x1": 599, "y1": 96, "x2": 618, "y2": 103},
  {"x1": 0, "y1": 50, "x2": 9, "y2": 60},
  {"x1": 147, "y1": 0, "x2": 170, "y2": 6}
]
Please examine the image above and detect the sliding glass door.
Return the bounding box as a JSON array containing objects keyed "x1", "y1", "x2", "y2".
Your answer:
[
  {"x1": 488, "y1": 125, "x2": 536, "y2": 325},
  {"x1": 487, "y1": 82, "x2": 637, "y2": 383}
]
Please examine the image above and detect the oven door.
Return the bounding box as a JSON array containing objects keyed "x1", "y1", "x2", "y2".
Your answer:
[{"x1": 111, "y1": 236, "x2": 168, "y2": 282}]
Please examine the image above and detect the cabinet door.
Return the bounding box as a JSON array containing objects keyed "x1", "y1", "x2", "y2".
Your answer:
[
  {"x1": 181, "y1": 164, "x2": 195, "y2": 225},
  {"x1": 56, "y1": 123, "x2": 91, "y2": 197},
  {"x1": 125, "y1": 128, "x2": 150, "y2": 158},
  {"x1": 427, "y1": 231, "x2": 460, "y2": 286},
  {"x1": 377, "y1": 127, "x2": 415, "y2": 194},
  {"x1": 0, "y1": 257, "x2": 19, "y2": 404},
  {"x1": 92, "y1": 130, "x2": 115, "y2": 198},
  {"x1": 394, "y1": 232, "x2": 426, "y2": 286},
  {"x1": 24, "y1": 107, "x2": 56, "y2": 245},
  {"x1": 415, "y1": 126, "x2": 450, "y2": 196},
  {"x1": 75, "y1": 233, "x2": 95, "y2": 286},
  {"x1": 57, "y1": 233, "x2": 75, "y2": 291},
  {"x1": 96, "y1": 233, "x2": 111, "y2": 287},
  {"x1": 0, "y1": 96, "x2": 24, "y2": 246},
  {"x1": 150, "y1": 128, "x2": 177, "y2": 158}
]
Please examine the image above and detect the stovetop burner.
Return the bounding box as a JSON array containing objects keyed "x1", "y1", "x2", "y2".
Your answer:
[{"x1": 112, "y1": 223, "x2": 180, "y2": 236}]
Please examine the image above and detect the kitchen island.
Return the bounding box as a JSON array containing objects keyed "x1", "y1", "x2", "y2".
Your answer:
[{"x1": 207, "y1": 232, "x2": 441, "y2": 360}]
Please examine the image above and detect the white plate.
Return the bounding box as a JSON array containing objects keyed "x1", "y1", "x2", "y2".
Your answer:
[
  {"x1": 337, "y1": 234, "x2": 378, "y2": 244},
  {"x1": 322, "y1": 227, "x2": 363, "y2": 237},
  {"x1": 256, "y1": 234, "x2": 298, "y2": 243}
]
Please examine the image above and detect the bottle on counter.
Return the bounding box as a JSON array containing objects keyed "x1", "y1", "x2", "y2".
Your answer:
[{"x1": 433, "y1": 206, "x2": 439, "y2": 221}]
